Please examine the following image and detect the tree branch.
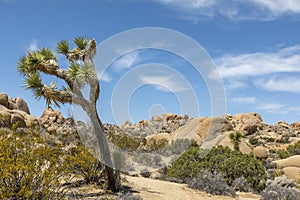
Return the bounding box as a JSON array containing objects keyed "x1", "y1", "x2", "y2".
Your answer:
[{"x1": 37, "y1": 60, "x2": 74, "y2": 89}]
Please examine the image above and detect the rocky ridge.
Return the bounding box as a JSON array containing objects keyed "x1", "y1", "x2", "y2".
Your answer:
[{"x1": 1, "y1": 92, "x2": 299, "y2": 187}]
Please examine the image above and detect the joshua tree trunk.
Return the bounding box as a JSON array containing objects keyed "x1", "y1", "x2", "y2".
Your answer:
[{"x1": 86, "y1": 104, "x2": 117, "y2": 191}]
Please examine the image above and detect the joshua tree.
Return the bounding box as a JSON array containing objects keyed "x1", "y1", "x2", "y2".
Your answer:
[
  {"x1": 17, "y1": 37, "x2": 118, "y2": 191},
  {"x1": 229, "y1": 131, "x2": 243, "y2": 151}
]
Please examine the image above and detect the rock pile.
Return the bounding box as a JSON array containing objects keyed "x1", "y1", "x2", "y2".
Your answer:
[
  {"x1": 0, "y1": 93, "x2": 77, "y2": 135},
  {"x1": 39, "y1": 108, "x2": 77, "y2": 136},
  {"x1": 120, "y1": 113, "x2": 190, "y2": 137},
  {"x1": 0, "y1": 93, "x2": 38, "y2": 128}
]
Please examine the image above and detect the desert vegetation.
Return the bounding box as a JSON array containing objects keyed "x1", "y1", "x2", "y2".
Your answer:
[
  {"x1": 0, "y1": 123, "x2": 110, "y2": 199},
  {"x1": 167, "y1": 142, "x2": 267, "y2": 194}
]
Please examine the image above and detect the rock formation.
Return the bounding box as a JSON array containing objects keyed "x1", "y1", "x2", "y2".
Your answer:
[{"x1": 0, "y1": 93, "x2": 37, "y2": 128}]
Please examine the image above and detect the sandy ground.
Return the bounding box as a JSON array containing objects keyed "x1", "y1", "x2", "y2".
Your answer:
[{"x1": 125, "y1": 176, "x2": 261, "y2": 200}]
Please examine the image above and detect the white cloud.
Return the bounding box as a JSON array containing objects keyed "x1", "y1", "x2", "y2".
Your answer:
[
  {"x1": 140, "y1": 75, "x2": 188, "y2": 92},
  {"x1": 112, "y1": 51, "x2": 141, "y2": 71},
  {"x1": 97, "y1": 71, "x2": 112, "y2": 83},
  {"x1": 229, "y1": 95, "x2": 291, "y2": 115},
  {"x1": 231, "y1": 96, "x2": 256, "y2": 104},
  {"x1": 256, "y1": 102, "x2": 288, "y2": 114},
  {"x1": 27, "y1": 39, "x2": 38, "y2": 51},
  {"x1": 252, "y1": 0, "x2": 300, "y2": 14},
  {"x1": 225, "y1": 80, "x2": 248, "y2": 90},
  {"x1": 214, "y1": 45, "x2": 300, "y2": 79},
  {"x1": 154, "y1": 0, "x2": 300, "y2": 21},
  {"x1": 256, "y1": 76, "x2": 300, "y2": 93}
]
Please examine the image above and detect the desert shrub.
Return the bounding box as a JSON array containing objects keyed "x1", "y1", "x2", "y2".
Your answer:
[
  {"x1": 65, "y1": 146, "x2": 104, "y2": 185},
  {"x1": 261, "y1": 184, "x2": 300, "y2": 200},
  {"x1": 146, "y1": 138, "x2": 169, "y2": 152},
  {"x1": 132, "y1": 152, "x2": 164, "y2": 167},
  {"x1": 249, "y1": 137, "x2": 259, "y2": 145},
  {"x1": 0, "y1": 125, "x2": 67, "y2": 199},
  {"x1": 266, "y1": 137, "x2": 275, "y2": 142},
  {"x1": 231, "y1": 176, "x2": 252, "y2": 192},
  {"x1": 273, "y1": 169, "x2": 283, "y2": 177},
  {"x1": 166, "y1": 143, "x2": 206, "y2": 181},
  {"x1": 107, "y1": 133, "x2": 144, "y2": 152},
  {"x1": 277, "y1": 149, "x2": 290, "y2": 159},
  {"x1": 112, "y1": 151, "x2": 126, "y2": 171},
  {"x1": 188, "y1": 170, "x2": 236, "y2": 197},
  {"x1": 167, "y1": 145, "x2": 267, "y2": 192},
  {"x1": 287, "y1": 141, "x2": 300, "y2": 155},
  {"x1": 229, "y1": 131, "x2": 244, "y2": 151},
  {"x1": 270, "y1": 175, "x2": 297, "y2": 188},
  {"x1": 115, "y1": 192, "x2": 143, "y2": 200},
  {"x1": 276, "y1": 141, "x2": 300, "y2": 159}
]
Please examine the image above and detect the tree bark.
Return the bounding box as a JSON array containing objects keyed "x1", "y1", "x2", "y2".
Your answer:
[{"x1": 87, "y1": 105, "x2": 118, "y2": 191}]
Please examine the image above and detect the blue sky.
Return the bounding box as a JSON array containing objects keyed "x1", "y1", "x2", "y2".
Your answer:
[{"x1": 1, "y1": 0, "x2": 300, "y2": 125}]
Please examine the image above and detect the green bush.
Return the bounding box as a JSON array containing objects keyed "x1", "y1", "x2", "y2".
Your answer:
[
  {"x1": 0, "y1": 123, "x2": 107, "y2": 199},
  {"x1": 266, "y1": 137, "x2": 275, "y2": 142},
  {"x1": 107, "y1": 133, "x2": 145, "y2": 152},
  {"x1": 0, "y1": 126, "x2": 67, "y2": 199},
  {"x1": 167, "y1": 145, "x2": 267, "y2": 192},
  {"x1": 287, "y1": 141, "x2": 300, "y2": 155},
  {"x1": 65, "y1": 146, "x2": 104, "y2": 185},
  {"x1": 276, "y1": 141, "x2": 300, "y2": 159},
  {"x1": 249, "y1": 137, "x2": 259, "y2": 145},
  {"x1": 277, "y1": 150, "x2": 291, "y2": 159}
]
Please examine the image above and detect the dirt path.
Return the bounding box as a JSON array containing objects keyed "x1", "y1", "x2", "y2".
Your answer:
[{"x1": 125, "y1": 176, "x2": 261, "y2": 200}]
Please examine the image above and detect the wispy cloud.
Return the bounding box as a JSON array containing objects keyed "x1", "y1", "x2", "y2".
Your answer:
[
  {"x1": 154, "y1": 0, "x2": 300, "y2": 21},
  {"x1": 140, "y1": 75, "x2": 188, "y2": 92},
  {"x1": 97, "y1": 71, "x2": 112, "y2": 83},
  {"x1": 225, "y1": 80, "x2": 248, "y2": 90},
  {"x1": 213, "y1": 45, "x2": 300, "y2": 79},
  {"x1": 256, "y1": 76, "x2": 300, "y2": 93},
  {"x1": 256, "y1": 102, "x2": 288, "y2": 114},
  {"x1": 229, "y1": 95, "x2": 290, "y2": 115},
  {"x1": 231, "y1": 96, "x2": 257, "y2": 104},
  {"x1": 112, "y1": 51, "x2": 141, "y2": 71},
  {"x1": 27, "y1": 39, "x2": 38, "y2": 51}
]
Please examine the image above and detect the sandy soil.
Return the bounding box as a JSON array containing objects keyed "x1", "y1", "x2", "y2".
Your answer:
[{"x1": 125, "y1": 176, "x2": 261, "y2": 200}]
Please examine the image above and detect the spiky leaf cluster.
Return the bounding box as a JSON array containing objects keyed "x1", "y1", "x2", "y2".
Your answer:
[
  {"x1": 56, "y1": 40, "x2": 69, "y2": 55},
  {"x1": 74, "y1": 36, "x2": 88, "y2": 50},
  {"x1": 17, "y1": 37, "x2": 97, "y2": 108}
]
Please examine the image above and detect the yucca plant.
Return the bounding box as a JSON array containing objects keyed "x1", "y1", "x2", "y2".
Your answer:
[
  {"x1": 229, "y1": 131, "x2": 244, "y2": 151},
  {"x1": 17, "y1": 37, "x2": 118, "y2": 191}
]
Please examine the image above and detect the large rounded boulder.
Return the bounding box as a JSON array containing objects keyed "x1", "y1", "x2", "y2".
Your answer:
[{"x1": 253, "y1": 146, "x2": 268, "y2": 160}]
